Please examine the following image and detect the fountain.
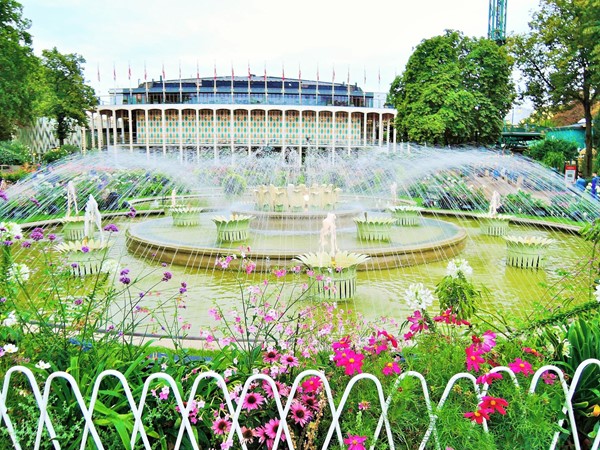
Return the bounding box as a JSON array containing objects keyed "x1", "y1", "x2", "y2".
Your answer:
[
  {"x1": 0, "y1": 146, "x2": 595, "y2": 326},
  {"x1": 480, "y1": 190, "x2": 511, "y2": 236}
]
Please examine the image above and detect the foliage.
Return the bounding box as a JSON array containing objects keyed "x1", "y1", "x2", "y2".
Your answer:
[
  {"x1": 0, "y1": 167, "x2": 29, "y2": 183},
  {"x1": 509, "y1": 0, "x2": 600, "y2": 176},
  {"x1": 221, "y1": 172, "x2": 247, "y2": 197},
  {"x1": 39, "y1": 48, "x2": 97, "y2": 146},
  {"x1": 40, "y1": 144, "x2": 80, "y2": 163},
  {"x1": 0, "y1": 140, "x2": 32, "y2": 165},
  {"x1": 0, "y1": 0, "x2": 41, "y2": 140},
  {"x1": 526, "y1": 138, "x2": 579, "y2": 170},
  {"x1": 389, "y1": 30, "x2": 515, "y2": 146},
  {"x1": 502, "y1": 190, "x2": 548, "y2": 216}
]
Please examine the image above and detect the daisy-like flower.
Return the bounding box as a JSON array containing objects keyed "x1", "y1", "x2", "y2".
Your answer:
[
  {"x1": 240, "y1": 426, "x2": 256, "y2": 444},
  {"x1": 302, "y1": 394, "x2": 320, "y2": 411},
  {"x1": 382, "y1": 361, "x2": 402, "y2": 376},
  {"x1": 280, "y1": 353, "x2": 299, "y2": 367},
  {"x1": 446, "y1": 258, "x2": 473, "y2": 278},
  {"x1": 476, "y1": 372, "x2": 503, "y2": 385},
  {"x1": 3, "y1": 311, "x2": 17, "y2": 327},
  {"x1": 465, "y1": 344, "x2": 485, "y2": 372},
  {"x1": 508, "y1": 358, "x2": 534, "y2": 376},
  {"x1": 290, "y1": 402, "x2": 313, "y2": 427},
  {"x1": 464, "y1": 408, "x2": 492, "y2": 424},
  {"x1": 403, "y1": 283, "x2": 435, "y2": 310},
  {"x1": 343, "y1": 434, "x2": 367, "y2": 450},
  {"x1": 242, "y1": 392, "x2": 265, "y2": 411},
  {"x1": 595, "y1": 284, "x2": 600, "y2": 302},
  {"x1": 35, "y1": 360, "x2": 51, "y2": 370},
  {"x1": 301, "y1": 376, "x2": 322, "y2": 393},
  {"x1": 263, "y1": 418, "x2": 280, "y2": 439},
  {"x1": 263, "y1": 347, "x2": 279, "y2": 364},
  {"x1": 3, "y1": 344, "x2": 18, "y2": 353},
  {"x1": 407, "y1": 310, "x2": 428, "y2": 334},
  {"x1": 211, "y1": 417, "x2": 231, "y2": 435},
  {"x1": 479, "y1": 396, "x2": 508, "y2": 415}
]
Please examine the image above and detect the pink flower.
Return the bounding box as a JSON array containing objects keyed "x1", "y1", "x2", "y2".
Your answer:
[
  {"x1": 480, "y1": 330, "x2": 497, "y2": 352},
  {"x1": 342, "y1": 351, "x2": 364, "y2": 376},
  {"x1": 508, "y1": 358, "x2": 534, "y2": 376},
  {"x1": 479, "y1": 396, "x2": 508, "y2": 415},
  {"x1": 158, "y1": 386, "x2": 169, "y2": 400},
  {"x1": 476, "y1": 372, "x2": 503, "y2": 385},
  {"x1": 273, "y1": 268, "x2": 287, "y2": 278},
  {"x1": 542, "y1": 371, "x2": 557, "y2": 385},
  {"x1": 344, "y1": 434, "x2": 367, "y2": 450},
  {"x1": 263, "y1": 418, "x2": 280, "y2": 439},
  {"x1": 211, "y1": 417, "x2": 231, "y2": 435},
  {"x1": 332, "y1": 336, "x2": 351, "y2": 351},
  {"x1": 280, "y1": 353, "x2": 299, "y2": 367},
  {"x1": 242, "y1": 392, "x2": 265, "y2": 411},
  {"x1": 290, "y1": 402, "x2": 313, "y2": 427},
  {"x1": 240, "y1": 426, "x2": 256, "y2": 444},
  {"x1": 464, "y1": 409, "x2": 492, "y2": 424},
  {"x1": 407, "y1": 310, "x2": 428, "y2": 334},
  {"x1": 245, "y1": 262, "x2": 256, "y2": 274},
  {"x1": 263, "y1": 348, "x2": 279, "y2": 364},
  {"x1": 465, "y1": 344, "x2": 486, "y2": 372},
  {"x1": 220, "y1": 441, "x2": 233, "y2": 450},
  {"x1": 358, "y1": 400, "x2": 371, "y2": 411},
  {"x1": 382, "y1": 361, "x2": 402, "y2": 376},
  {"x1": 301, "y1": 376, "x2": 322, "y2": 393}
]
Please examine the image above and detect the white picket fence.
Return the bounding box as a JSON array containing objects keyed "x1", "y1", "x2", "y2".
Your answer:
[{"x1": 1, "y1": 359, "x2": 599, "y2": 450}]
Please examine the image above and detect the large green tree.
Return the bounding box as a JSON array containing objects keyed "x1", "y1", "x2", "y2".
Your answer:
[
  {"x1": 40, "y1": 47, "x2": 96, "y2": 146},
  {"x1": 388, "y1": 30, "x2": 514, "y2": 146},
  {"x1": 510, "y1": 0, "x2": 600, "y2": 176},
  {"x1": 0, "y1": 0, "x2": 41, "y2": 140}
]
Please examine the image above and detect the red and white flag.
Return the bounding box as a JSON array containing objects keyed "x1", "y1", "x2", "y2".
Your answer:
[
  {"x1": 162, "y1": 63, "x2": 166, "y2": 80},
  {"x1": 248, "y1": 61, "x2": 251, "y2": 80},
  {"x1": 128, "y1": 62, "x2": 131, "y2": 80},
  {"x1": 316, "y1": 64, "x2": 319, "y2": 82},
  {"x1": 144, "y1": 61, "x2": 147, "y2": 81},
  {"x1": 332, "y1": 65, "x2": 335, "y2": 83},
  {"x1": 196, "y1": 61, "x2": 200, "y2": 82},
  {"x1": 213, "y1": 62, "x2": 217, "y2": 81},
  {"x1": 113, "y1": 63, "x2": 116, "y2": 82},
  {"x1": 282, "y1": 63, "x2": 285, "y2": 82},
  {"x1": 263, "y1": 62, "x2": 267, "y2": 82}
]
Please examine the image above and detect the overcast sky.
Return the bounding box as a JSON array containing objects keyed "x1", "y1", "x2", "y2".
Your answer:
[{"x1": 19, "y1": 0, "x2": 539, "y2": 102}]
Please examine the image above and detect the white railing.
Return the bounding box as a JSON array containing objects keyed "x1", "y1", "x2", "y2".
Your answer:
[{"x1": 1, "y1": 359, "x2": 599, "y2": 450}]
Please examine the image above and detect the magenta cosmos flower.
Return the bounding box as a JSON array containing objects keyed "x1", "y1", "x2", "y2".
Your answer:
[
  {"x1": 464, "y1": 408, "x2": 492, "y2": 424},
  {"x1": 382, "y1": 361, "x2": 402, "y2": 376},
  {"x1": 479, "y1": 396, "x2": 508, "y2": 415},
  {"x1": 465, "y1": 344, "x2": 486, "y2": 372},
  {"x1": 508, "y1": 358, "x2": 534, "y2": 376},
  {"x1": 301, "y1": 376, "x2": 322, "y2": 393},
  {"x1": 344, "y1": 434, "x2": 367, "y2": 450}
]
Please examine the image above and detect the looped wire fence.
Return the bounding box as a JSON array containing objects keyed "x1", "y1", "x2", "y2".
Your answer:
[{"x1": 1, "y1": 359, "x2": 599, "y2": 450}]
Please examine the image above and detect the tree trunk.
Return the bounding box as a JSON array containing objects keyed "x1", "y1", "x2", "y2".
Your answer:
[{"x1": 583, "y1": 97, "x2": 594, "y2": 177}]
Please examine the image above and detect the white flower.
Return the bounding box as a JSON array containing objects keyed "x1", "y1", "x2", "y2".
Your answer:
[
  {"x1": 3, "y1": 344, "x2": 18, "y2": 353},
  {"x1": 595, "y1": 284, "x2": 600, "y2": 303},
  {"x1": 3, "y1": 311, "x2": 17, "y2": 327},
  {"x1": 403, "y1": 283, "x2": 435, "y2": 310},
  {"x1": 35, "y1": 360, "x2": 51, "y2": 370},
  {"x1": 7, "y1": 263, "x2": 30, "y2": 283},
  {"x1": 0, "y1": 222, "x2": 22, "y2": 241},
  {"x1": 100, "y1": 259, "x2": 120, "y2": 275},
  {"x1": 446, "y1": 258, "x2": 473, "y2": 278}
]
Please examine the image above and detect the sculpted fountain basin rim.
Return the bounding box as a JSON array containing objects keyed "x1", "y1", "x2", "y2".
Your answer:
[
  {"x1": 388, "y1": 205, "x2": 422, "y2": 226},
  {"x1": 55, "y1": 239, "x2": 112, "y2": 277},
  {"x1": 61, "y1": 216, "x2": 86, "y2": 241},
  {"x1": 170, "y1": 206, "x2": 204, "y2": 227},
  {"x1": 212, "y1": 214, "x2": 255, "y2": 243},
  {"x1": 354, "y1": 216, "x2": 397, "y2": 241}
]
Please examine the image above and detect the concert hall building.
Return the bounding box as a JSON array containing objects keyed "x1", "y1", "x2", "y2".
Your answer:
[{"x1": 90, "y1": 75, "x2": 397, "y2": 156}]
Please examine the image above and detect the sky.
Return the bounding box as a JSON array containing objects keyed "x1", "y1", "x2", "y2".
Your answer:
[{"x1": 19, "y1": 0, "x2": 540, "y2": 108}]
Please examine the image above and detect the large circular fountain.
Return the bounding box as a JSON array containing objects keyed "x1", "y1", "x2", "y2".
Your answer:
[{"x1": 1, "y1": 146, "x2": 595, "y2": 327}]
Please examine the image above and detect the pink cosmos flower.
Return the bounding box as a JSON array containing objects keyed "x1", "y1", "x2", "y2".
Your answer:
[
  {"x1": 273, "y1": 268, "x2": 287, "y2": 278},
  {"x1": 211, "y1": 417, "x2": 231, "y2": 435},
  {"x1": 407, "y1": 310, "x2": 428, "y2": 333},
  {"x1": 464, "y1": 409, "x2": 492, "y2": 424},
  {"x1": 332, "y1": 336, "x2": 351, "y2": 351},
  {"x1": 242, "y1": 392, "x2": 265, "y2": 411},
  {"x1": 508, "y1": 358, "x2": 534, "y2": 376},
  {"x1": 382, "y1": 361, "x2": 402, "y2": 376},
  {"x1": 343, "y1": 351, "x2": 364, "y2": 376},
  {"x1": 158, "y1": 386, "x2": 169, "y2": 400},
  {"x1": 290, "y1": 402, "x2": 313, "y2": 427},
  {"x1": 542, "y1": 371, "x2": 557, "y2": 385},
  {"x1": 343, "y1": 434, "x2": 367, "y2": 450},
  {"x1": 465, "y1": 344, "x2": 486, "y2": 372},
  {"x1": 476, "y1": 372, "x2": 503, "y2": 385},
  {"x1": 479, "y1": 396, "x2": 508, "y2": 415},
  {"x1": 301, "y1": 376, "x2": 322, "y2": 393},
  {"x1": 480, "y1": 330, "x2": 497, "y2": 352}
]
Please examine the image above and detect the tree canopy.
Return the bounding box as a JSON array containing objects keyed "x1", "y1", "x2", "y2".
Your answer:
[
  {"x1": 0, "y1": 0, "x2": 41, "y2": 140},
  {"x1": 39, "y1": 47, "x2": 97, "y2": 146},
  {"x1": 510, "y1": 0, "x2": 600, "y2": 176},
  {"x1": 388, "y1": 30, "x2": 515, "y2": 146}
]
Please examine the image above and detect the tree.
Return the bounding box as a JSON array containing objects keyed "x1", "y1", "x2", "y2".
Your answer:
[
  {"x1": 510, "y1": 0, "x2": 600, "y2": 176},
  {"x1": 0, "y1": 0, "x2": 41, "y2": 139},
  {"x1": 39, "y1": 47, "x2": 96, "y2": 146},
  {"x1": 388, "y1": 30, "x2": 514, "y2": 146},
  {"x1": 526, "y1": 138, "x2": 578, "y2": 171}
]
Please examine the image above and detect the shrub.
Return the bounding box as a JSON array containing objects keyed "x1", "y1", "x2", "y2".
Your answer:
[
  {"x1": 0, "y1": 141, "x2": 32, "y2": 166},
  {"x1": 526, "y1": 139, "x2": 578, "y2": 168},
  {"x1": 41, "y1": 144, "x2": 80, "y2": 163},
  {"x1": 221, "y1": 172, "x2": 247, "y2": 197}
]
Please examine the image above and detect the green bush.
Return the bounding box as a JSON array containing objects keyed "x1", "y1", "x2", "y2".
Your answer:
[
  {"x1": 41, "y1": 144, "x2": 80, "y2": 163},
  {"x1": 526, "y1": 138, "x2": 578, "y2": 167},
  {"x1": 0, "y1": 169, "x2": 30, "y2": 183},
  {"x1": 0, "y1": 141, "x2": 32, "y2": 166},
  {"x1": 221, "y1": 172, "x2": 247, "y2": 197}
]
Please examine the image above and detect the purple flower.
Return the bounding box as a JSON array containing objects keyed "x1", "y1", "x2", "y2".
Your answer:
[
  {"x1": 0, "y1": 190, "x2": 7, "y2": 202},
  {"x1": 48, "y1": 234, "x2": 56, "y2": 241},
  {"x1": 120, "y1": 268, "x2": 130, "y2": 276},
  {"x1": 21, "y1": 241, "x2": 32, "y2": 248},
  {"x1": 3, "y1": 240, "x2": 13, "y2": 246},
  {"x1": 81, "y1": 246, "x2": 89, "y2": 253},
  {"x1": 181, "y1": 282, "x2": 187, "y2": 288},
  {"x1": 71, "y1": 263, "x2": 79, "y2": 268},
  {"x1": 0, "y1": 297, "x2": 6, "y2": 303},
  {"x1": 179, "y1": 287, "x2": 187, "y2": 294},
  {"x1": 119, "y1": 276, "x2": 131, "y2": 285},
  {"x1": 29, "y1": 197, "x2": 41, "y2": 207},
  {"x1": 139, "y1": 292, "x2": 145, "y2": 298},
  {"x1": 30, "y1": 229, "x2": 44, "y2": 241},
  {"x1": 162, "y1": 271, "x2": 172, "y2": 282},
  {"x1": 103, "y1": 224, "x2": 119, "y2": 233},
  {"x1": 161, "y1": 262, "x2": 167, "y2": 267},
  {"x1": 73, "y1": 298, "x2": 83, "y2": 306},
  {"x1": 127, "y1": 207, "x2": 137, "y2": 218}
]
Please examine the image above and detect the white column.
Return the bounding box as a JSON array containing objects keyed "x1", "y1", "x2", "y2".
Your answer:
[
  {"x1": 90, "y1": 112, "x2": 96, "y2": 149},
  {"x1": 378, "y1": 113, "x2": 383, "y2": 147},
  {"x1": 247, "y1": 109, "x2": 251, "y2": 156},
  {"x1": 363, "y1": 111, "x2": 367, "y2": 147},
  {"x1": 161, "y1": 109, "x2": 166, "y2": 155},
  {"x1": 298, "y1": 110, "x2": 303, "y2": 167},
  {"x1": 316, "y1": 111, "x2": 320, "y2": 150},
  {"x1": 196, "y1": 108, "x2": 200, "y2": 161},
  {"x1": 331, "y1": 111, "x2": 336, "y2": 153},
  {"x1": 120, "y1": 111, "x2": 125, "y2": 144},
  {"x1": 371, "y1": 114, "x2": 376, "y2": 145},
  {"x1": 347, "y1": 111, "x2": 351, "y2": 156},
  {"x1": 393, "y1": 118, "x2": 397, "y2": 153},
  {"x1": 282, "y1": 110, "x2": 286, "y2": 162},
  {"x1": 81, "y1": 126, "x2": 86, "y2": 153},
  {"x1": 112, "y1": 111, "x2": 118, "y2": 148},
  {"x1": 386, "y1": 118, "x2": 391, "y2": 152},
  {"x1": 104, "y1": 114, "x2": 110, "y2": 149},
  {"x1": 213, "y1": 109, "x2": 218, "y2": 161},
  {"x1": 128, "y1": 109, "x2": 133, "y2": 152},
  {"x1": 230, "y1": 108, "x2": 234, "y2": 164},
  {"x1": 145, "y1": 109, "x2": 150, "y2": 156},
  {"x1": 178, "y1": 109, "x2": 183, "y2": 161}
]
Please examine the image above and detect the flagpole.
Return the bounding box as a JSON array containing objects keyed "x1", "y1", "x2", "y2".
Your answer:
[
  {"x1": 213, "y1": 61, "x2": 217, "y2": 103},
  {"x1": 231, "y1": 63, "x2": 234, "y2": 104},
  {"x1": 282, "y1": 63, "x2": 285, "y2": 103},
  {"x1": 196, "y1": 61, "x2": 200, "y2": 103},
  {"x1": 264, "y1": 62, "x2": 268, "y2": 104},
  {"x1": 128, "y1": 61, "x2": 132, "y2": 104},
  {"x1": 112, "y1": 62, "x2": 117, "y2": 105},
  {"x1": 347, "y1": 66, "x2": 350, "y2": 106},
  {"x1": 316, "y1": 63, "x2": 319, "y2": 106},
  {"x1": 332, "y1": 65, "x2": 335, "y2": 106},
  {"x1": 247, "y1": 61, "x2": 251, "y2": 104},
  {"x1": 144, "y1": 61, "x2": 148, "y2": 103},
  {"x1": 178, "y1": 60, "x2": 182, "y2": 103},
  {"x1": 162, "y1": 63, "x2": 166, "y2": 103},
  {"x1": 363, "y1": 66, "x2": 366, "y2": 107},
  {"x1": 298, "y1": 64, "x2": 302, "y2": 106}
]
